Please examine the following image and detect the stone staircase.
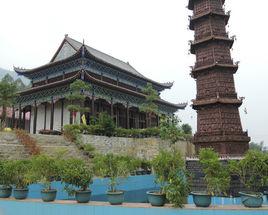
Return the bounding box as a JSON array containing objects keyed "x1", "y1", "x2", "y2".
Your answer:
[
  {"x1": 0, "y1": 132, "x2": 29, "y2": 159},
  {"x1": 0, "y1": 132, "x2": 87, "y2": 160},
  {"x1": 30, "y1": 134, "x2": 86, "y2": 159}
]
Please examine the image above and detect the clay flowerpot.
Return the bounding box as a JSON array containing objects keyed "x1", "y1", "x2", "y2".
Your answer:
[
  {"x1": 13, "y1": 188, "x2": 29, "y2": 200},
  {"x1": 75, "y1": 190, "x2": 92, "y2": 203},
  {"x1": 107, "y1": 191, "x2": 124, "y2": 205},
  {"x1": 191, "y1": 191, "x2": 211, "y2": 207},
  {"x1": 147, "y1": 191, "x2": 166, "y2": 207},
  {"x1": 41, "y1": 189, "x2": 57, "y2": 202},
  {"x1": 0, "y1": 185, "x2": 12, "y2": 198},
  {"x1": 239, "y1": 192, "x2": 263, "y2": 208}
]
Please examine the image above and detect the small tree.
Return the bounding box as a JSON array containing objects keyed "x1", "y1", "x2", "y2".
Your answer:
[
  {"x1": 199, "y1": 148, "x2": 230, "y2": 196},
  {"x1": 96, "y1": 112, "x2": 115, "y2": 137},
  {"x1": 249, "y1": 141, "x2": 264, "y2": 151},
  {"x1": 93, "y1": 154, "x2": 130, "y2": 192},
  {"x1": 152, "y1": 149, "x2": 190, "y2": 207},
  {"x1": 140, "y1": 83, "x2": 159, "y2": 127},
  {"x1": 0, "y1": 74, "x2": 17, "y2": 128},
  {"x1": 229, "y1": 150, "x2": 268, "y2": 192},
  {"x1": 60, "y1": 158, "x2": 92, "y2": 194},
  {"x1": 30, "y1": 154, "x2": 60, "y2": 191},
  {"x1": 159, "y1": 115, "x2": 184, "y2": 144},
  {"x1": 66, "y1": 80, "x2": 91, "y2": 124},
  {"x1": 0, "y1": 160, "x2": 14, "y2": 188},
  {"x1": 10, "y1": 159, "x2": 32, "y2": 189},
  {"x1": 181, "y1": 123, "x2": 192, "y2": 135}
]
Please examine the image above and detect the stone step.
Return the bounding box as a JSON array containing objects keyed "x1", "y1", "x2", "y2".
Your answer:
[
  {"x1": 0, "y1": 143, "x2": 29, "y2": 160},
  {"x1": 30, "y1": 134, "x2": 72, "y2": 146},
  {"x1": 31, "y1": 134, "x2": 87, "y2": 160}
]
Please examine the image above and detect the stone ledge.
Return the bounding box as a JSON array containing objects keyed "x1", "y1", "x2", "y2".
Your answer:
[{"x1": 1, "y1": 199, "x2": 268, "y2": 211}]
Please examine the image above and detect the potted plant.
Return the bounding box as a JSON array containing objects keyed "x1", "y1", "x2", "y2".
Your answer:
[
  {"x1": 60, "y1": 158, "x2": 93, "y2": 203},
  {"x1": 93, "y1": 154, "x2": 130, "y2": 205},
  {"x1": 11, "y1": 159, "x2": 32, "y2": 200},
  {"x1": 191, "y1": 148, "x2": 230, "y2": 207},
  {"x1": 148, "y1": 149, "x2": 189, "y2": 207},
  {"x1": 0, "y1": 160, "x2": 13, "y2": 198},
  {"x1": 30, "y1": 155, "x2": 60, "y2": 202},
  {"x1": 229, "y1": 150, "x2": 268, "y2": 208}
]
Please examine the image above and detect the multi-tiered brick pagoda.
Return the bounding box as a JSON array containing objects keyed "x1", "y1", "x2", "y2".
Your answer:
[{"x1": 188, "y1": 0, "x2": 250, "y2": 155}]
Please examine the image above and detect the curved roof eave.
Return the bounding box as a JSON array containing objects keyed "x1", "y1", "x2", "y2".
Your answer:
[{"x1": 14, "y1": 36, "x2": 173, "y2": 89}]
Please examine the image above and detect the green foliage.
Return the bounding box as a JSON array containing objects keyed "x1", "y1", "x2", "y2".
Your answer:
[
  {"x1": 63, "y1": 124, "x2": 81, "y2": 142},
  {"x1": 0, "y1": 160, "x2": 14, "y2": 187},
  {"x1": 152, "y1": 149, "x2": 183, "y2": 192},
  {"x1": 229, "y1": 150, "x2": 268, "y2": 192},
  {"x1": 63, "y1": 124, "x2": 95, "y2": 157},
  {"x1": 63, "y1": 113, "x2": 191, "y2": 142},
  {"x1": 60, "y1": 158, "x2": 92, "y2": 193},
  {"x1": 83, "y1": 144, "x2": 95, "y2": 153},
  {"x1": 14, "y1": 78, "x2": 26, "y2": 91},
  {"x1": 29, "y1": 155, "x2": 60, "y2": 190},
  {"x1": 249, "y1": 141, "x2": 264, "y2": 151},
  {"x1": 66, "y1": 80, "x2": 91, "y2": 123},
  {"x1": 93, "y1": 154, "x2": 131, "y2": 192},
  {"x1": 95, "y1": 112, "x2": 115, "y2": 137},
  {"x1": 10, "y1": 159, "x2": 32, "y2": 189},
  {"x1": 181, "y1": 124, "x2": 192, "y2": 135},
  {"x1": 159, "y1": 116, "x2": 186, "y2": 144},
  {"x1": 152, "y1": 149, "x2": 189, "y2": 207},
  {"x1": 140, "y1": 83, "x2": 159, "y2": 127},
  {"x1": 199, "y1": 148, "x2": 230, "y2": 196},
  {"x1": 165, "y1": 173, "x2": 189, "y2": 208},
  {"x1": 67, "y1": 104, "x2": 80, "y2": 113},
  {"x1": 0, "y1": 74, "x2": 17, "y2": 127}
]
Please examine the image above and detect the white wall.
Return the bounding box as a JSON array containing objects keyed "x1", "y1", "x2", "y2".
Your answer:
[
  {"x1": 29, "y1": 100, "x2": 81, "y2": 133},
  {"x1": 54, "y1": 101, "x2": 62, "y2": 131},
  {"x1": 63, "y1": 100, "x2": 70, "y2": 125},
  {"x1": 36, "y1": 104, "x2": 45, "y2": 132},
  {"x1": 30, "y1": 108, "x2": 34, "y2": 133}
]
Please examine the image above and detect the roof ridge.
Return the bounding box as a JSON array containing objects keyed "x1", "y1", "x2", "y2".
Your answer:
[{"x1": 66, "y1": 36, "x2": 136, "y2": 69}]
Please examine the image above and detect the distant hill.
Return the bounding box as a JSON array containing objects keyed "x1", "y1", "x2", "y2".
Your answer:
[{"x1": 0, "y1": 67, "x2": 29, "y2": 84}]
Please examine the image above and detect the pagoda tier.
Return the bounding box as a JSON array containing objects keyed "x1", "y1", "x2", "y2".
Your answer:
[{"x1": 188, "y1": 0, "x2": 250, "y2": 155}]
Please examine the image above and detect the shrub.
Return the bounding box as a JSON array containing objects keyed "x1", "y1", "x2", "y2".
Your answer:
[
  {"x1": 96, "y1": 112, "x2": 115, "y2": 137},
  {"x1": 0, "y1": 160, "x2": 14, "y2": 187},
  {"x1": 10, "y1": 159, "x2": 32, "y2": 189},
  {"x1": 93, "y1": 154, "x2": 130, "y2": 192},
  {"x1": 15, "y1": 129, "x2": 40, "y2": 155},
  {"x1": 181, "y1": 124, "x2": 192, "y2": 135},
  {"x1": 60, "y1": 158, "x2": 93, "y2": 194},
  {"x1": 159, "y1": 116, "x2": 185, "y2": 144},
  {"x1": 30, "y1": 155, "x2": 60, "y2": 191},
  {"x1": 82, "y1": 144, "x2": 95, "y2": 157},
  {"x1": 63, "y1": 124, "x2": 82, "y2": 142},
  {"x1": 152, "y1": 149, "x2": 189, "y2": 207},
  {"x1": 229, "y1": 150, "x2": 268, "y2": 192},
  {"x1": 199, "y1": 148, "x2": 230, "y2": 196}
]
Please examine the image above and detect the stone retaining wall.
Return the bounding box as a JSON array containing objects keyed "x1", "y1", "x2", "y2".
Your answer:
[
  {"x1": 82, "y1": 135, "x2": 195, "y2": 160},
  {"x1": 0, "y1": 132, "x2": 195, "y2": 160}
]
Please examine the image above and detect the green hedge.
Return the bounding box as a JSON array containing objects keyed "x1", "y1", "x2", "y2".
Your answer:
[{"x1": 64, "y1": 124, "x2": 161, "y2": 138}]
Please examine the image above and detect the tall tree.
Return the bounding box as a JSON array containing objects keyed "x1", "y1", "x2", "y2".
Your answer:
[
  {"x1": 66, "y1": 80, "x2": 91, "y2": 124},
  {"x1": 249, "y1": 141, "x2": 264, "y2": 151},
  {"x1": 181, "y1": 123, "x2": 192, "y2": 135},
  {"x1": 140, "y1": 83, "x2": 159, "y2": 127},
  {"x1": 0, "y1": 74, "x2": 17, "y2": 128},
  {"x1": 14, "y1": 78, "x2": 26, "y2": 90}
]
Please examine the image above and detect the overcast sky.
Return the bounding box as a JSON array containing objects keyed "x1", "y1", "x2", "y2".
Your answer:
[{"x1": 0, "y1": 0, "x2": 267, "y2": 145}]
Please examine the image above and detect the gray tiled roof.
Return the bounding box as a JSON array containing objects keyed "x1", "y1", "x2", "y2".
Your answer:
[
  {"x1": 14, "y1": 36, "x2": 173, "y2": 89},
  {"x1": 66, "y1": 37, "x2": 147, "y2": 79}
]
